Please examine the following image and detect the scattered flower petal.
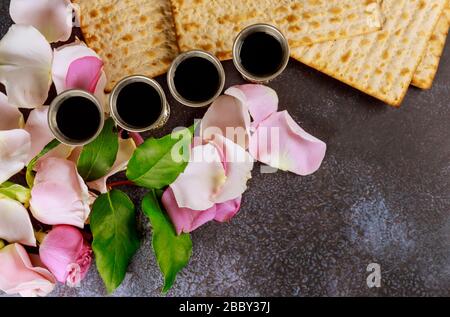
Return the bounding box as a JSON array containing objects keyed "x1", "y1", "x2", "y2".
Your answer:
[
  {"x1": 162, "y1": 188, "x2": 242, "y2": 235},
  {"x1": 170, "y1": 134, "x2": 253, "y2": 211},
  {"x1": 24, "y1": 106, "x2": 53, "y2": 162},
  {"x1": 214, "y1": 197, "x2": 242, "y2": 223},
  {"x1": 0, "y1": 25, "x2": 52, "y2": 108},
  {"x1": 0, "y1": 129, "x2": 31, "y2": 184},
  {"x1": 66, "y1": 56, "x2": 104, "y2": 93},
  {"x1": 226, "y1": 85, "x2": 278, "y2": 127},
  {"x1": 162, "y1": 188, "x2": 217, "y2": 235},
  {"x1": 9, "y1": 0, "x2": 74, "y2": 43},
  {"x1": 39, "y1": 225, "x2": 92, "y2": 287},
  {"x1": 0, "y1": 243, "x2": 55, "y2": 297},
  {"x1": 39, "y1": 144, "x2": 74, "y2": 163},
  {"x1": 210, "y1": 134, "x2": 253, "y2": 204},
  {"x1": 24, "y1": 106, "x2": 73, "y2": 163},
  {"x1": 201, "y1": 95, "x2": 251, "y2": 148},
  {"x1": 249, "y1": 111, "x2": 327, "y2": 176},
  {"x1": 0, "y1": 197, "x2": 36, "y2": 246},
  {"x1": 171, "y1": 143, "x2": 226, "y2": 211},
  {"x1": 66, "y1": 146, "x2": 83, "y2": 163},
  {"x1": 30, "y1": 157, "x2": 90, "y2": 228},
  {"x1": 0, "y1": 92, "x2": 23, "y2": 130},
  {"x1": 52, "y1": 42, "x2": 107, "y2": 112}
]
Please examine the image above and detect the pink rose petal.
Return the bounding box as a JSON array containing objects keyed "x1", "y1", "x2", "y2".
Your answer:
[
  {"x1": 225, "y1": 84, "x2": 278, "y2": 127},
  {"x1": 0, "y1": 129, "x2": 31, "y2": 184},
  {"x1": 0, "y1": 243, "x2": 55, "y2": 297},
  {"x1": 66, "y1": 56, "x2": 104, "y2": 93},
  {"x1": 52, "y1": 42, "x2": 107, "y2": 112},
  {"x1": 210, "y1": 134, "x2": 253, "y2": 204},
  {"x1": 214, "y1": 197, "x2": 242, "y2": 223},
  {"x1": 201, "y1": 95, "x2": 251, "y2": 149},
  {"x1": 0, "y1": 92, "x2": 23, "y2": 130},
  {"x1": 30, "y1": 158, "x2": 90, "y2": 228},
  {"x1": 10, "y1": 0, "x2": 74, "y2": 43},
  {"x1": 249, "y1": 111, "x2": 326, "y2": 176},
  {"x1": 0, "y1": 198, "x2": 36, "y2": 247},
  {"x1": 0, "y1": 25, "x2": 52, "y2": 108},
  {"x1": 162, "y1": 188, "x2": 217, "y2": 235},
  {"x1": 162, "y1": 188, "x2": 242, "y2": 234},
  {"x1": 170, "y1": 143, "x2": 226, "y2": 211},
  {"x1": 24, "y1": 106, "x2": 53, "y2": 162},
  {"x1": 24, "y1": 106, "x2": 73, "y2": 164}
]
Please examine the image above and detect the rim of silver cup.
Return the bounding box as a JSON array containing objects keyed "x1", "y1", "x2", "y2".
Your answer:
[
  {"x1": 48, "y1": 89, "x2": 105, "y2": 146},
  {"x1": 233, "y1": 23, "x2": 290, "y2": 83},
  {"x1": 109, "y1": 75, "x2": 170, "y2": 132},
  {"x1": 167, "y1": 50, "x2": 226, "y2": 108}
]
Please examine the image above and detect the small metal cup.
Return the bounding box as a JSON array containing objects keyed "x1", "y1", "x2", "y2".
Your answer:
[
  {"x1": 167, "y1": 50, "x2": 226, "y2": 108},
  {"x1": 109, "y1": 75, "x2": 170, "y2": 132},
  {"x1": 48, "y1": 89, "x2": 105, "y2": 146},
  {"x1": 233, "y1": 23, "x2": 290, "y2": 83}
]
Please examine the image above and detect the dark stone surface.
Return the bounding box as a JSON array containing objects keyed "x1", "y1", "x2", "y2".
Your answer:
[{"x1": 1, "y1": 0, "x2": 450, "y2": 297}]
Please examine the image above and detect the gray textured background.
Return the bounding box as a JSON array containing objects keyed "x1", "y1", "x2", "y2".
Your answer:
[{"x1": 1, "y1": 1, "x2": 450, "y2": 297}]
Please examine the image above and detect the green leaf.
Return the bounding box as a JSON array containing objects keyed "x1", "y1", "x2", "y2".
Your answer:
[
  {"x1": 0, "y1": 182, "x2": 31, "y2": 207},
  {"x1": 90, "y1": 190, "x2": 140, "y2": 293},
  {"x1": 142, "y1": 190, "x2": 192, "y2": 293},
  {"x1": 77, "y1": 118, "x2": 119, "y2": 182},
  {"x1": 126, "y1": 125, "x2": 194, "y2": 189},
  {"x1": 26, "y1": 139, "x2": 60, "y2": 188}
]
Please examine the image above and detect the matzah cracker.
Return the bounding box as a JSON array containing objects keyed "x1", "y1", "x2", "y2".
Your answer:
[
  {"x1": 73, "y1": 0, "x2": 179, "y2": 91},
  {"x1": 291, "y1": 0, "x2": 447, "y2": 107},
  {"x1": 412, "y1": 2, "x2": 450, "y2": 89},
  {"x1": 171, "y1": 0, "x2": 384, "y2": 60}
]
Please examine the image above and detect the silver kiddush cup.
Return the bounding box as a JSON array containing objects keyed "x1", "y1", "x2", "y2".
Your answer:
[
  {"x1": 233, "y1": 23, "x2": 290, "y2": 83},
  {"x1": 109, "y1": 75, "x2": 170, "y2": 133},
  {"x1": 167, "y1": 50, "x2": 226, "y2": 108},
  {"x1": 48, "y1": 89, "x2": 105, "y2": 146}
]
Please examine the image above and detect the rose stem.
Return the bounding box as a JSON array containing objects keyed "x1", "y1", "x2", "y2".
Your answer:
[{"x1": 107, "y1": 180, "x2": 136, "y2": 190}]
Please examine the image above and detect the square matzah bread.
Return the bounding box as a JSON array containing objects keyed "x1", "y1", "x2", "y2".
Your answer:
[
  {"x1": 73, "y1": 0, "x2": 179, "y2": 91},
  {"x1": 412, "y1": 2, "x2": 450, "y2": 89},
  {"x1": 171, "y1": 0, "x2": 384, "y2": 60},
  {"x1": 291, "y1": 0, "x2": 447, "y2": 106}
]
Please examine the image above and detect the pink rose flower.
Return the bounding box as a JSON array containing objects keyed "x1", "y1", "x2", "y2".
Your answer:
[
  {"x1": 30, "y1": 157, "x2": 90, "y2": 228},
  {"x1": 0, "y1": 243, "x2": 55, "y2": 297},
  {"x1": 39, "y1": 225, "x2": 92, "y2": 287}
]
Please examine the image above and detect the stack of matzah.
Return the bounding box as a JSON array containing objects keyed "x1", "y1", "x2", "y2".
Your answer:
[
  {"x1": 73, "y1": 0, "x2": 179, "y2": 91},
  {"x1": 74, "y1": 0, "x2": 383, "y2": 88},
  {"x1": 291, "y1": 0, "x2": 448, "y2": 106},
  {"x1": 413, "y1": 2, "x2": 450, "y2": 89},
  {"x1": 171, "y1": 0, "x2": 384, "y2": 59},
  {"x1": 74, "y1": 0, "x2": 449, "y2": 107}
]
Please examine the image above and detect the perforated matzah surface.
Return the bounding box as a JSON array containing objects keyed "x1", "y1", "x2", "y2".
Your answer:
[
  {"x1": 171, "y1": 0, "x2": 383, "y2": 60},
  {"x1": 412, "y1": 2, "x2": 450, "y2": 89},
  {"x1": 73, "y1": 0, "x2": 179, "y2": 91},
  {"x1": 291, "y1": 0, "x2": 447, "y2": 106}
]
